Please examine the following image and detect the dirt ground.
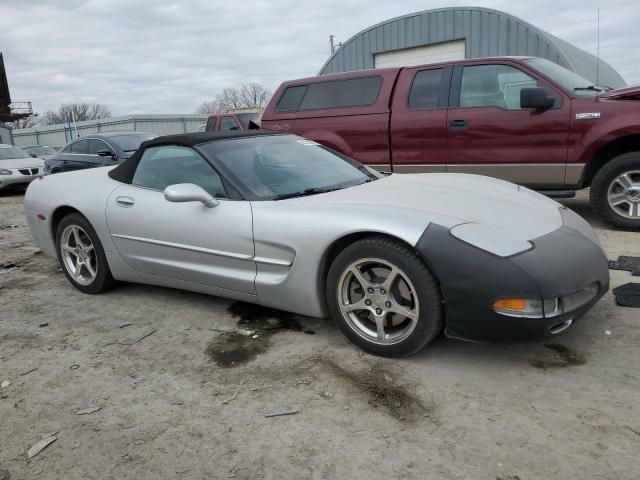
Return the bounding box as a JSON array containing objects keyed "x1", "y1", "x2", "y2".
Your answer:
[{"x1": 1, "y1": 188, "x2": 639, "y2": 480}]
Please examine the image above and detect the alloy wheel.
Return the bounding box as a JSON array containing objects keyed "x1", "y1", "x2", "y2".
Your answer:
[
  {"x1": 60, "y1": 225, "x2": 98, "y2": 286},
  {"x1": 607, "y1": 170, "x2": 640, "y2": 219},
  {"x1": 337, "y1": 257, "x2": 419, "y2": 345}
]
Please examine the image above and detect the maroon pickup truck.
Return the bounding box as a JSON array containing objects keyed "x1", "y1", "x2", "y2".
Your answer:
[{"x1": 262, "y1": 56, "x2": 640, "y2": 230}]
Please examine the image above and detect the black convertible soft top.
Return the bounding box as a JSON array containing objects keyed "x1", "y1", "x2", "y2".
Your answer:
[{"x1": 108, "y1": 130, "x2": 285, "y2": 184}]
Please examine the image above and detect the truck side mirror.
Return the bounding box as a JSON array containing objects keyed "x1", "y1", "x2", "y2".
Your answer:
[{"x1": 520, "y1": 88, "x2": 555, "y2": 110}]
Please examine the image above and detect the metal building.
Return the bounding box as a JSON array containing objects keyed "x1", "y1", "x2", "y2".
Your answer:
[
  {"x1": 0, "y1": 123, "x2": 12, "y2": 145},
  {"x1": 320, "y1": 6, "x2": 625, "y2": 88},
  {"x1": 12, "y1": 114, "x2": 208, "y2": 148}
]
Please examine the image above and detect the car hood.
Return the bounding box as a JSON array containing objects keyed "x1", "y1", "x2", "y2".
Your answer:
[
  {"x1": 598, "y1": 84, "x2": 640, "y2": 100},
  {"x1": 292, "y1": 173, "x2": 563, "y2": 241},
  {"x1": 1, "y1": 157, "x2": 45, "y2": 169}
]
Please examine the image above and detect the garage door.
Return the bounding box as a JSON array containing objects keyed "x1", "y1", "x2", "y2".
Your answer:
[{"x1": 374, "y1": 40, "x2": 466, "y2": 68}]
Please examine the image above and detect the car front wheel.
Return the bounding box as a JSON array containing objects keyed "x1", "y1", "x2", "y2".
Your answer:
[
  {"x1": 326, "y1": 236, "x2": 443, "y2": 357},
  {"x1": 55, "y1": 213, "x2": 116, "y2": 294},
  {"x1": 591, "y1": 152, "x2": 640, "y2": 230}
]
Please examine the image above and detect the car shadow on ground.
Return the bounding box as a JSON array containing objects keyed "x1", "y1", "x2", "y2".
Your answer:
[
  {"x1": 410, "y1": 330, "x2": 590, "y2": 371},
  {"x1": 0, "y1": 187, "x2": 27, "y2": 198},
  {"x1": 102, "y1": 279, "x2": 592, "y2": 374}
]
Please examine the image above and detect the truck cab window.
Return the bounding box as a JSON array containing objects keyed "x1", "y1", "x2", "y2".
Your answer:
[
  {"x1": 219, "y1": 117, "x2": 240, "y2": 131},
  {"x1": 460, "y1": 65, "x2": 538, "y2": 110},
  {"x1": 409, "y1": 69, "x2": 443, "y2": 109}
]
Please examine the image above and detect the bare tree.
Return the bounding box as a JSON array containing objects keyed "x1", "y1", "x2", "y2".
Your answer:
[
  {"x1": 195, "y1": 100, "x2": 222, "y2": 115},
  {"x1": 40, "y1": 103, "x2": 111, "y2": 126},
  {"x1": 217, "y1": 87, "x2": 245, "y2": 111},
  {"x1": 239, "y1": 83, "x2": 270, "y2": 110},
  {"x1": 9, "y1": 114, "x2": 39, "y2": 129},
  {"x1": 196, "y1": 83, "x2": 271, "y2": 114}
]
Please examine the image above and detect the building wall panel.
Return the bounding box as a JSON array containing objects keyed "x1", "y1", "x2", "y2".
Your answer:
[{"x1": 319, "y1": 6, "x2": 625, "y2": 88}]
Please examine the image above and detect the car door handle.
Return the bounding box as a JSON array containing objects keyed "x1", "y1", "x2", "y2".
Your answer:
[
  {"x1": 448, "y1": 119, "x2": 468, "y2": 131},
  {"x1": 115, "y1": 196, "x2": 135, "y2": 208}
]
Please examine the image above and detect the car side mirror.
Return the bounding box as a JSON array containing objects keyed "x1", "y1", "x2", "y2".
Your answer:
[
  {"x1": 164, "y1": 183, "x2": 219, "y2": 208},
  {"x1": 97, "y1": 149, "x2": 116, "y2": 157},
  {"x1": 520, "y1": 87, "x2": 555, "y2": 109}
]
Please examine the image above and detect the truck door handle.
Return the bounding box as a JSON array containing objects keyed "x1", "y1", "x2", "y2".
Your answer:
[
  {"x1": 449, "y1": 119, "x2": 468, "y2": 131},
  {"x1": 115, "y1": 196, "x2": 135, "y2": 208}
]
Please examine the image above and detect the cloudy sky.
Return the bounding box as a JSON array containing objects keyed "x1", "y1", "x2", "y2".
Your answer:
[{"x1": 1, "y1": 0, "x2": 638, "y2": 117}]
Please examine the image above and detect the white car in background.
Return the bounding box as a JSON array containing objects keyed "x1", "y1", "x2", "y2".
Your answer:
[
  {"x1": 0, "y1": 144, "x2": 44, "y2": 191},
  {"x1": 21, "y1": 145, "x2": 58, "y2": 160}
]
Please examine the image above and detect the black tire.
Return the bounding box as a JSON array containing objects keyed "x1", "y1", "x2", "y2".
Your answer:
[
  {"x1": 55, "y1": 212, "x2": 117, "y2": 294},
  {"x1": 326, "y1": 236, "x2": 443, "y2": 357},
  {"x1": 590, "y1": 152, "x2": 640, "y2": 230}
]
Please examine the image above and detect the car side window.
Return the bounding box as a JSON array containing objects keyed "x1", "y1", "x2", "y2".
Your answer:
[
  {"x1": 132, "y1": 146, "x2": 227, "y2": 198},
  {"x1": 409, "y1": 68, "x2": 443, "y2": 109},
  {"x1": 460, "y1": 65, "x2": 540, "y2": 110},
  {"x1": 63, "y1": 144, "x2": 72, "y2": 153},
  {"x1": 219, "y1": 116, "x2": 240, "y2": 131},
  {"x1": 70, "y1": 140, "x2": 89, "y2": 154},
  {"x1": 87, "y1": 139, "x2": 111, "y2": 155}
]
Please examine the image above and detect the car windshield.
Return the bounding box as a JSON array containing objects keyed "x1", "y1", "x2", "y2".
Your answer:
[
  {"x1": 108, "y1": 133, "x2": 157, "y2": 152},
  {"x1": 0, "y1": 145, "x2": 30, "y2": 160},
  {"x1": 24, "y1": 145, "x2": 57, "y2": 156},
  {"x1": 523, "y1": 58, "x2": 607, "y2": 97},
  {"x1": 236, "y1": 113, "x2": 261, "y2": 129},
  {"x1": 199, "y1": 135, "x2": 380, "y2": 200}
]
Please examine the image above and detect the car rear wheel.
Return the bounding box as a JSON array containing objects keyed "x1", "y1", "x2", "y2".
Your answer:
[
  {"x1": 591, "y1": 152, "x2": 640, "y2": 230},
  {"x1": 55, "y1": 213, "x2": 116, "y2": 294},
  {"x1": 326, "y1": 236, "x2": 443, "y2": 357}
]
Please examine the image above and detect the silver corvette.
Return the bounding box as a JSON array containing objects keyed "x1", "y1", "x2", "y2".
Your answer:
[{"x1": 25, "y1": 131, "x2": 609, "y2": 357}]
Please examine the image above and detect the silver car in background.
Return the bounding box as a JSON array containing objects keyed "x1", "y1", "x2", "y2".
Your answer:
[
  {"x1": 0, "y1": 144, "x2": 44, "y2": 191},
  {"x1": 21, "y1": 145, "x2": 58, "y2": 161}
]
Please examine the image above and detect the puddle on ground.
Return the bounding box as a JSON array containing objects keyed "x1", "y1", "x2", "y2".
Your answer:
[
  {"x1": 228, "y1": 301, "x2": 304, "y2": 332},
  {"x1": 206, "y1": 302, "x2": 314, "y2": 368},
  {"x1": 206, "y1": 334, "x2": 269, "y2": 368},
  {"x1": 530, "y1": 343, "x2": 587, "y2": 369}
]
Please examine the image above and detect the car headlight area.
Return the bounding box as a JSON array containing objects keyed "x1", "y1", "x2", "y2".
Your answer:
[
  {"x1": 0, "y1": 168, "x2": 44, "y2": 190},
  {"x1": 493, "y1": 282, "x2": 601, "y2": 319},
  {"x1": 417, "y1": 222, "x2": 609, "y2": 342}
]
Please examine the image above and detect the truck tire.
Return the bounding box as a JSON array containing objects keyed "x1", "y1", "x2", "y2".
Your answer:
[
  {"x1": 326, "y1": 236, "x2": 443, "y2": 357},
  {"x1": 590, "y1": 152, "x2": 640, "y2": 230}
]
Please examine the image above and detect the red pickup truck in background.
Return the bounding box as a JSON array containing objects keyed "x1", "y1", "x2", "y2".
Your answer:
[
  {"x1": 204, "y1": 110, "x2": 262, "y2": 132},
  {"x1": 261, "y1": 56, "x2": 640, "y2": 230}
]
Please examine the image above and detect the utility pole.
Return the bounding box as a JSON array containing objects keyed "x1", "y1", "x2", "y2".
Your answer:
[
  {"x1": 329, "y1": 35, "x2": 336, "y2": 55},
  {"x1": 596, "y1": 8, "x2": 600, "y2": 86}
]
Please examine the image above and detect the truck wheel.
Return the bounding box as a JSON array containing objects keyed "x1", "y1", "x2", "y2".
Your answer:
[
  {"x1": 591, "y1": 152, "x2": 640, "y2": 230},
  {"x1": 326, "y1": 236, "x2": 443, "y2": 357}
]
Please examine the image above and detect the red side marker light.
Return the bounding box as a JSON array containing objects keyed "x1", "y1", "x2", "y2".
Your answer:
[{"x1": 36, "y1": 214, "x2": 46, "y2": 220}]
